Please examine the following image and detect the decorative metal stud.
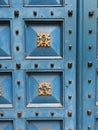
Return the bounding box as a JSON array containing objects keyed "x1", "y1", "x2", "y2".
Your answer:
[
  {"x1": 50, "y1": 11, "x2": 54, "y2": 16},
  {"x1": 17, "y1": 112, "x2": 22, "y2": 117},
  {"x1": 88, "y1": 125, "x2": 92, "y2": 129},
  {"x1": 14, "y1": 10, "x2": 19, "y2": 17},
  {"x1": 89, "y1": 11, "x2": 94, "y2": 17},
  {"x1": 68, "y1": 111, "x2": 72, "y2": 117},
  {"x1": 96, "y1": 69, "x2": 98, "y2": 74},
  {"x1": 16, "y1": 46, "x2": 19, "y2": 51},
  {"x1": 69, "y1": 45, "x2": 72, "y2": 50},
  {"x1": 50, "y1": 112, "x2": 54, "y2": 116},
  {"x1": 37, "y1": 32, "x2": 51, "y2": 47},
  {"x1": 89, "y1": 30, "x2": 92, "y2": 34},
  {"x1": 18, "y1": 128, "x2": 22, "y2": 130},
  {"x1": 68, "y1": 95, "x2": 72, "y2": 99},
  {"x1": 0, "y1": 112, "x2": 4, "y2": 117},
  {"x1": 68, "y1": 10, "x2": 73, "y2": 16},
  {"x1": 68, "y1": 62, "x2": 72, "y2": 69},
  {"x1": 87, "y1": 109, "x2": 92, "y2": 115},
  {"x1": 88, "y1": 45, "x2": 92, "y2": 50},
  {"x1": 33, "y1": 11, "x2": 37, "y2": 16},
  {"x1": 35, "y1": 112, "x2": 39, "y2": 116},
  {"x1": 50, "y1": 64, "x2": 54, "y2": 68},
  {"x1": 88, "y1": 93, "x2": 92, "y2": 98},
  {"x1": 34, "y1": 64, "x2": 38, "y2": 68},
  {"x1": 17, "y1": 80, "x2": 20, "y2": 85},
  {"x1": 16, "y1": 63, "x2": 21, "y2": 69},
  {"x1": 15, "y1": 30, "x2": 19, "y2": 35},
  {"x1": 88, "y1": 62, "x2": 93, "y2": 67},
  {"x1": 18, "y1": 96, "x2": 21, "y2": 100},
  {"x1": 0, "y1": 64, "x2": 2, "y2": 68},
  {"x1": 38, "y1": 82, "x2": 51, "y2": 96},
  {"x1": 88, "y1": 79, "x2": 92, "y2": 83},
  {"x1": 68, "y1": 128, "x2": 72, "y2": 130},
  {"x1": 68, "y1": 80, "x2": 72, "y2": 84},
  {"x1": 69, "y1": 30, "x2": 72, "y2": 34}
]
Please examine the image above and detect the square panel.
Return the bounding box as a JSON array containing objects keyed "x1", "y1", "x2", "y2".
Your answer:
[
  {"x1": 24, "y1": 20, "x2": 63, "y2": 59},
  {"x1": 0, "y1": 72, "x2": 13, "y2": 108},
  {"x1": 27, "y1": 120, "x2": 63, "y2": 130},
  {"x1": 24, "y1": 0, "x2": 63, "y2": 6},
  {"x1": 26, "y1": 72, "x2": 63, "y2": 107},
  {"x1": 0, "y1": 120, "x2": 13, "y2": 130},
  {"x1": 0, "y1": 21, "x2": 11, "y2": 58},
  {"x1": 0, "y1": 0, "x2": 9, "y2": 6}
]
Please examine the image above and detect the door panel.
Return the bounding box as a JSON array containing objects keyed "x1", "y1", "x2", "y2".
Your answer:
[
  {"x1": 26, "y1": 71, "x2": 63, "y2": 107},
  {"x1": 24, "y1": 20, "x2": 63, "y2": 59},
  {"x1": 27, "y1": 120, "x2": 63, "y2": 130},
  {"x1": 24, "y1": 0, "x2": 63, "y2": 6},
  {"x1": 0, "y1": 120, "x2": 13, "y2": 129},
  {"x1": 0, "y1": 72, "x2": 13, "y2": 108},
  {"x1": 0, "y1": 20, "x2": 11, "y2": 58},
  {"x1": 0, "y1": 0, "x2": 76, "y2": 130},
  {"x1": 78, "y1": 0, "x2": 98, "y2": 129},
  {"x1": 0, "y1": 0, "x2": 9, "y2": 6}
]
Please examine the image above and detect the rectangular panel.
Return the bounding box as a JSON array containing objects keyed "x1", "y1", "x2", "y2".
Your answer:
[
  {"x1": 24, "y1": 0, "x2": 63, "y2": 6},
  {"x1": 27, "y1": 120, "x2": 63, "y2": 130},
  {"x1": 26, "y1": 71, "x2": 63, "y2": 107},
  {"x1": 0, "y1": 72, "x2": 13, "y2": 108},
  {"x1": 0, "y1": 0, "x2": 10, "y2": 6},
  {"x1": 0, "y1": 120, "x2": 13, "y2": 130},
  {"x1": 80, "y1": 0, "x2": 98, "y2": 128},
  {"x1": 0, "y1": 20, "x2": 11, "y2": 59},
  {"x1": 24, "y1": 20, "x2": 63, "y2": 59}
]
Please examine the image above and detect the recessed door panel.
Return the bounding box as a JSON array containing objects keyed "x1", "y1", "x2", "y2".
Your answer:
[
  {"x1": 0, "y1": 72, "x2": 13, "y2": 108},
  {"x1": 0, "y1": 0, "x2": 76, "y2": 129},
  {"x1": 0, "y1": 120, "x2": 13, "y2": 130},
  {"x1": 0, "y1": 21, "x2": 11, "y2": 59},
  {"x1": 25, "y1": 20, "x2": 63, "y2": 59},
  {"x1": 26, "y1": 72, "x2": 63, "y2": 107},
  {"x1": 24, "y1": 0, "x2": 63, "y2": 6},
  {"x1": 0, "y1": 0, "x2": 9, "y2": 5},
  {"x1": 27, "y1": 120, "x2": 63, "y2": 130}
]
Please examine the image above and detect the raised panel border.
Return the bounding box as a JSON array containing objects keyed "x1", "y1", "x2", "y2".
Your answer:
[{"x1": 25, "y1": 70, "x2": 64, "y2": 108}]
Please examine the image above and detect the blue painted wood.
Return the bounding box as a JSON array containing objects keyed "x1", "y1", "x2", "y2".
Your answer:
[
  {"x1": 24, "y1": 0, "x2": 63, "y2": 5},
  {"x1": 0, "y1": 120, "x2": 13, "y2": 129},
  {"x1": 78, "y1": 0, "x2": 98, "y2": 129},
  {"x1": 0, "y1": 0, "x2": 76, "y2": 130},
  {"x1": 0, "y1": 21, "x2": 11, "y2": 58},
  {"x1": 0, "y1": 0, "x2": 9, "y2": 5},
  {"x1": 25, "y1": 20, "x2": 63, "y2": 59},
  {"x1": 26, "y1": 72, "x2": 63, "y2": 107}
]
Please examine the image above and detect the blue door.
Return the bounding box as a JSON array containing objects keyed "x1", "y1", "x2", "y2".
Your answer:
[
  {"x1": 0, "y1": 0, "x2": 76, "y2": 130},
  {"x1": 78, "y1": 0, "x2": 98, "y2": 130}
]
